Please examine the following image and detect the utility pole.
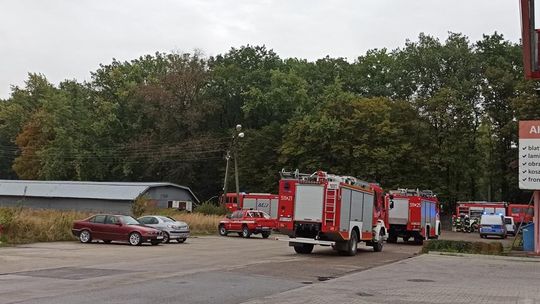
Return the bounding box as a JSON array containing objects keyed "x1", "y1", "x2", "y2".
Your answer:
[
  {"x1": 234, "y1": 144, "x2": 240, "y2": 206},
  {"x1": 222, "y1": 124, "x2": 244, "y2": 208},
  {"x1": 222, "y1": 151, "x2": 231, "y2": 204}
]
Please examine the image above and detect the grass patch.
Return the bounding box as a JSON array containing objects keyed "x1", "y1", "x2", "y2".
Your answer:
[
  {"x1": 421, "y1": 239, "x2": 504, "y2": 255},
  {"x1": 0, "y1": 207, "x2": 224, "y2": 244}
]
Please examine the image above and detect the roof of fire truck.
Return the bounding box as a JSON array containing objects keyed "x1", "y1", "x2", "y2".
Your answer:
[
  {"x1": 389, "y1": 188, "x2": 436, "y2": 198},
  {"x1": 280, "y1": 169, "x2": 374, "y2": 189}
]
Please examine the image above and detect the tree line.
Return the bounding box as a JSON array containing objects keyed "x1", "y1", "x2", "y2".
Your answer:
[{"x1": 1, "y1": 32, "x2": 539, "y2": 211}]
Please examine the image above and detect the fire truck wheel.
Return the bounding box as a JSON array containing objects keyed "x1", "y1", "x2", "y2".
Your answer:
[
  {"x1": 341, "y1": 230, "x2": 358, "y2": 256},
  {"x1": 218, "y1": 224, "x2": 228, "y2": 236},
  {"x1": 373, "y1": 230, "x2": 384, "y2": 252},
  {"x1": 414, "y1": 236, "x2": 423, "y2": 245},
  {"x1": 293, "y1": 243, "x2": 314, "y2": 254},
  {"x1": 261, "y1": 231, "x2": 271, "y2": 239},
  {"x1": 241, "y1": 226, "x2": 251, "y2": 238},
  {"x1": 403, "y1": 237, "x2": 410, "y2": 242}
]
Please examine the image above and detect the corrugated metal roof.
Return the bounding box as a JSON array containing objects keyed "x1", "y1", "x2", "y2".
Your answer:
[{"x1": 0, "y1": 180, "x2": 199, "y2": 202}]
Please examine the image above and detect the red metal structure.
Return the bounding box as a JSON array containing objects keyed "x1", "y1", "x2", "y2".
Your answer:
[
  {"x1": 387, "y1": 189, "x2": 441, "y2": 244},
  {"x1": 277, "y1": 170, "x2": 389, "y2": 256},
  {"x1": 221, "y1": 192, "x2": 279, "y2": 219},
  {"x1": 507, "y1": 204, "x2": 535, "y2": 225},
  {"x1": 520, "y1": 0, "x2": 540, "y2": 79}
]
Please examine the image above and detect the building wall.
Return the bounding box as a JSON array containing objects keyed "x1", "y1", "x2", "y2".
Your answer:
[
  {"x1": 0, "y1": 196, "x2": 132, "y2": 214},
  {"x1": 142, "y1": 186, "x2": 197, "y2": 209}
]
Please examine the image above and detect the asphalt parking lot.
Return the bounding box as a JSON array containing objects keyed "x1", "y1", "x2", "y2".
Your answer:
[{"x1": 0, "y1": 235, "x2": 421, "y2": 304}]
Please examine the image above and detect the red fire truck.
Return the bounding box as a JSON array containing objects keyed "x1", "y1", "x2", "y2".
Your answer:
[
  {"x1": 455, "y1": 201, "x2": 507, "y2": 220},
  {"x1": 506, "y1": 204, "x2": 534, "y2": 226},
  {"x1": 387, "y1": 189, "x2": 441, "y2": 244},
  {"x1": 277, "y1": 170, "x2": 389, "y2": 256},
  {"x1": 221, "y1": 193, "x2": 279, "y2": 219}
]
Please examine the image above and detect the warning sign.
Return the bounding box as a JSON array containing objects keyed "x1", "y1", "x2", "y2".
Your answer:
[{"x1": 519, "y1": 120, "x2": 540, "y2": 190}]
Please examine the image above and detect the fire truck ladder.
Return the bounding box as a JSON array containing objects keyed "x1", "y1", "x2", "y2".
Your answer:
[{"x1": 325, "y1": 188, "x2": 338, "y2": 226}]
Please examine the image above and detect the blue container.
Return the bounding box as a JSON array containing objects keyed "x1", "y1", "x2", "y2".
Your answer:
[{"x1": 522, "y1": 223, "x2": 535, "y2": 252}]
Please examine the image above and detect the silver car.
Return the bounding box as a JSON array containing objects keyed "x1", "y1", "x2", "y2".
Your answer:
[{"x1": 137, "y1": 215, "x2": 190, "y2": 243}]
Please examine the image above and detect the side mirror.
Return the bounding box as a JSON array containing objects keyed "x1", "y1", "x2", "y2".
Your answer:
[{"x1": 389, "y1": 200, "x2": 395, "y2": 209}]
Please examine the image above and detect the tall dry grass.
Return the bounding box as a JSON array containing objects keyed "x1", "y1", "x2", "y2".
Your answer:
[
  {"x1": 0, "y1": 207, "x2": 222, "y2": 244},
  {"x1": 0, "y1": 207, "x2": 92, "y2": 244},
  {"x1": 166, "y1": 213, "x2": 222, "y2": 235}
]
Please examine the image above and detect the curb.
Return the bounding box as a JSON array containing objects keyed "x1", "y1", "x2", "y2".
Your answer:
[{"x1": 427, "y1": 251, "x2": 540, "y2": 262}]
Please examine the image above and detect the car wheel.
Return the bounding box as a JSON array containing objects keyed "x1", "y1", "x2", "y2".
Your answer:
[
  {"x1": 293, "y1": 243, "x2": 314, "y2": 254},
  {"x1": 261, "y1": 231, "x2": 271, "y2": 239},
  {"x1": 241, "y1": 226, "x2": 251, "y2": 238},
  {"x1": 79, "y1": 230, "x2": 92, "y2": 243},
  {"x1": 103, "y1": 240, "x2": 112, "y2": 244},
  {"x1": 162, "y1": 232, "x2": 170, "y2": 244},
  {"x1": 177, "y1": 238, "x2": 186, "y2": 243},
  {"x1": 218, "y1": 224, "x2": 228, "y2": 236},
  {"x1": 129, "y1": 232, "x2": 142, "y2": 246}
]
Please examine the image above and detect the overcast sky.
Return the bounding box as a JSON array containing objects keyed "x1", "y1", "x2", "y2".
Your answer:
[{"x1": 0, "y1": 0, "x2": 522, "y2": 99}]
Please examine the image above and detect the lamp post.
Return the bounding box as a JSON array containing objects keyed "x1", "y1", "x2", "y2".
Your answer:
[{"x1": 222, "y1": 124, "x2": 244, "y2": 208}]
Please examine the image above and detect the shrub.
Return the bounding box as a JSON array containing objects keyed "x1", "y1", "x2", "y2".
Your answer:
[
  {"x1": 0, "y1": 207, "x2": 17, "y2": 227},
  {"x1": 422, "y1": 239, "x2": 503, "y2": 255},
  {"x1": 132, "y1": 196, "x2": 151, "y2": 217},
  {"x1": 194, "y1": 201, "x2": 228, "y2": 216}
]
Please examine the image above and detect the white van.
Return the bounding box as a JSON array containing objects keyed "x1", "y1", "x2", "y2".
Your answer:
[
  {"x1": 504, "y1": 216, "x2": 516, "y2": 236},
  {"x1": 479, "y1": 214, "x2": 507, "y2": 239}
]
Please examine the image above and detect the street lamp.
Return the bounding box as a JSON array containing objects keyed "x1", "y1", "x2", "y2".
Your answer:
[{"x1": 222, "y1": 124, "x2": 244, "y2": 208}]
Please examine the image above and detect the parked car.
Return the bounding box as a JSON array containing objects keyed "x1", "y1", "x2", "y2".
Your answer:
[
  {"x1": 504, "y1": 216, "x2": 517, "y2": 236},
  {"x1": 72, "y1": 214, "x2": 164, "y2": 246},
  {"x1": 218, "y1": 210, "x2": 276, "y2": 238},
  {"x1": 479, "y1": 214, "x2": 507, "y2": 239},
  {"x1": 137, "y1": 215, "x2": 190, "y2": 243}
]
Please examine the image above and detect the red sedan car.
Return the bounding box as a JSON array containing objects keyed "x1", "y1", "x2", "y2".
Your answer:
[
  {"x1": 218, "y1": 210, "x2": 277, "y2": 238},
  {"x1": 72, "y1": 214, "x2": 164, "y2": 246}
]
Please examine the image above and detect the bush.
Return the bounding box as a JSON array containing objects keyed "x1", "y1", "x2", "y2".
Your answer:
[
  {"x1": 0, "y1": 207, "x2": 17, "y2": 227},
  {"x1": 422, "y1": 240, "x2": 503, "y2": 255},
  {"x1": 132, "y1": 196, "x2": 151, "y2": 217},
  {"x1": 194, "y1": 201, "x2": 228, "y2": 216}
]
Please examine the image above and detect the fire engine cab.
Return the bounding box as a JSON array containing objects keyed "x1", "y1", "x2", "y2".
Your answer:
[
  {"x1": 277, "y1": 170, "x2": 389, "y2": 256},
  {"x1": 387, "y1": 189, "x2": 441, "y2": 244}
]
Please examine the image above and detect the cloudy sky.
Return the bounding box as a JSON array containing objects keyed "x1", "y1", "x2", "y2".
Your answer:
[{"x1": 0, "y1": 0, "x2": 522, "y2": 98}]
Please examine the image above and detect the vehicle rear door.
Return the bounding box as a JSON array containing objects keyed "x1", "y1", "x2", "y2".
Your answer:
[{"x1": 90, "y1": 215, "x2": 107, "y2": 239}]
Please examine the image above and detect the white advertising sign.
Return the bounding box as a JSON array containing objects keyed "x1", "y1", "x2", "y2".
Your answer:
[{"x1": 519, "y1": 120, "x2": 540, "y2": 190}]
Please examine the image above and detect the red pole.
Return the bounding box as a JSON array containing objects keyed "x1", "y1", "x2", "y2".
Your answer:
[{"x1": 535, "y1": 190, "x2": 540, "y2": 255}]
